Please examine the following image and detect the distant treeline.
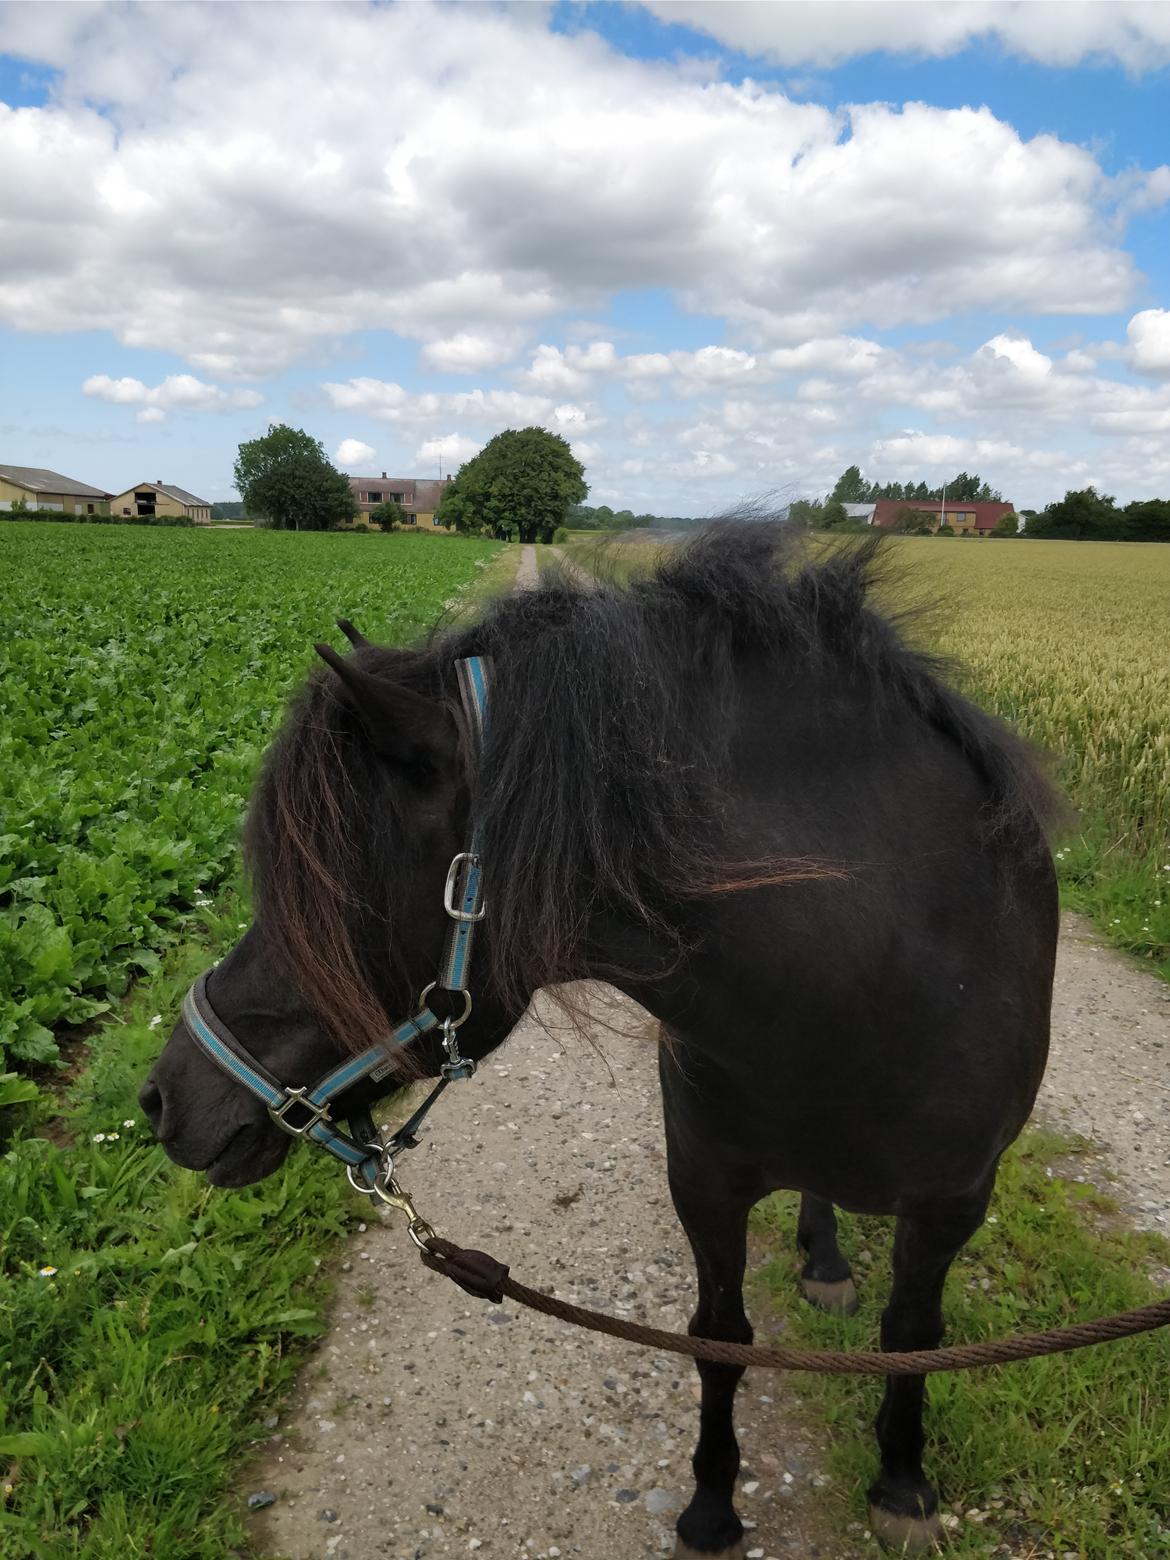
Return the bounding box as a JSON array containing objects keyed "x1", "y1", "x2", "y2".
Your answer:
[{"x1": 568, "y1": 503, "x2": 701, "y2": 530}]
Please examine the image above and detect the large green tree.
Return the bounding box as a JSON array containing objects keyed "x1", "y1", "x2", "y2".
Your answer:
[
  {"x1": 438, "y1": 427, "x2": 587, "y2": 544},
  {"x1": 1026, "y1": 487, "x2": 1121, "y2": 540},
  {"x1": 233, "y1": 426, "x2": 356, "y2": 532}
]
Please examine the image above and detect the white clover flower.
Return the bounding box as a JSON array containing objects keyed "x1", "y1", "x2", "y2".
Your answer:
[
  {"x1": 92, "y1": 1133, "x2": 106, "y2": 1143},
  {"x1": 123, "y1": 1118, "x2": 136, "y2": 1129},
  {"x1": 148, "y1": 1015, "x2": 163, "y2": 1029},
  {"x1": 38, "y1": 1266, "x2": 58, "y2": 1277},
  {"x1": 107, "y1": 1132, "x2": 120, "y2": 1141}
]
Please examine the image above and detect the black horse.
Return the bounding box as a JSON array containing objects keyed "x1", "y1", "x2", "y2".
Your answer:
[{"x1": 141, "y1": 527, "x2": 1060, "y2": 1556}]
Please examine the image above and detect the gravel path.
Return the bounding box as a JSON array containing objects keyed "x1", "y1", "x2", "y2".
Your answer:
[
  {"x1": 1040, "y1": 913, "x2": 1170, "y2": 1237},
  {"x1": 514, "y1": 546, "x2": 539, "y2": 590},
  {"x1": 243, "y1": 926, "x2": 1169, "y2": 1560}
]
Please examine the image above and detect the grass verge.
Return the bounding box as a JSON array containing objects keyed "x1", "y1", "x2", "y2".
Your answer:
[
  {"x1": 748, "y1": 1129, "x2": 1170, "y2": 1558},
  {"x1": 0, "y1": 889, "x2": 359, "y2": 1560}
]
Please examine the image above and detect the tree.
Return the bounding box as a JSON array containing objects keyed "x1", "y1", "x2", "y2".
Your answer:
[
  {"x1": 820, "y1": 499, "x2": 849, "y2": 529},
  {"x1": 370, "y1": 498, "x2": 406, "y2": 531},
  {"x1": 786, "y1": 498, "x2": 822, "y2": 527},
  {"x1": 437, "y1": 427, "x2": 587, "y2": 544},
  {"x1": 892, "y1": 506, "x2": 934, "y2": 535},
  {"x1": 830, "y1": 465, "x2": 869, "y2": 504},
  {"x1": 1026, "y1": 487, "x2": 1120, "y2": 540},
  {"x1": 233, "y1": 425, "x2": 356, "y2": 532},
  {"x1": 1121, "y1": 499, "x2": 1170, "y2": 543},
  {"x1": 992, "y1": 512, "x2": 1021, "y2": 537}
]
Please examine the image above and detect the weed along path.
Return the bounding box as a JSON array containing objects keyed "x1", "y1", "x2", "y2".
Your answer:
[{"x1": 243, "y1": 918, "x2": 1170, "y2": 1560}]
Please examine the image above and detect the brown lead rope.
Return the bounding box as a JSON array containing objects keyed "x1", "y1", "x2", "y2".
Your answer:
[{"x1": 421, "y1": 1236, "x2": 1170, "y2": 1376}]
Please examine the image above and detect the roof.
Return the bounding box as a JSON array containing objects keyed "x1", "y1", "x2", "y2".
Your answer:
[
  {"x1": 871, "y1": 499, "x2": 1014, "y2": 531},
  {"x1": 347, "y1": 476, "x2": 449, "y2": 511},
  {"x1": 348, "y1": 475, "x2": 417, "y2": 495},
  {"x1": 0, "y1": 464, "x2": 111, "y2": 499},
  {"x1": 843, "y1": 503, "x2": 876, "y2": 520},
  {"x1": 115, "y1": 480, "x2": 211, "y2": 508},
  {"x1": 154, "y1": 482, "x2": 210, "y2": 508}
]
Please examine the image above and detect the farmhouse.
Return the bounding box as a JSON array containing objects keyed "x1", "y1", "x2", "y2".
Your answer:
[
  {"x1": 345, "y1": 472, "x2": 453, "y2": 530},
  {"x1": 870, "y1": 499, "x2": 1016, "y2": 535},
  {"x1": 0, "y1": 464, "x2": 111, "y2": 515},
  {"x1": 110, "y1": 480, "x2": 212, "y2": 524}
]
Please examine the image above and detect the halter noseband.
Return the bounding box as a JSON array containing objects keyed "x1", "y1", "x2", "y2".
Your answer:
[{"x1": 181, "y1": 655, "x2": 491, "y2": 1204}]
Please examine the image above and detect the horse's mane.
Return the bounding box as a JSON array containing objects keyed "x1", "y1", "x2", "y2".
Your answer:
[{"x1": 245, "y1": 524, "x2": 1063, "y2": 1053}]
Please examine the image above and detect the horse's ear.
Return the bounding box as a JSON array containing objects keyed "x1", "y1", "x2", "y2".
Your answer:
[
  {"x1": 336, "y1": 618, "x2": 369, "y2": 648},
  {"x1": 315, "y1": 644, "x2": 455, "y2": 770}
]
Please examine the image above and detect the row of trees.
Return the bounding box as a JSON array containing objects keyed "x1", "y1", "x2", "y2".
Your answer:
[
  {"x1": 232, "y1": 424, "x2": 589, "y2": 541},
  {"x1": 1026, "y1": 488, "x2": 1170, "y2": 543},
  {"x1": 791, "y1": 466, "x2": 1170, "y2": 542},
  {"x1": 827, "y1": 465, "x2": 1003, "y2": 505}
]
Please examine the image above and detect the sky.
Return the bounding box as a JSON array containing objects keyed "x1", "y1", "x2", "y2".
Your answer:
[{"x1": 2, "y1": 0, "x2": 1170, "y2": 515}]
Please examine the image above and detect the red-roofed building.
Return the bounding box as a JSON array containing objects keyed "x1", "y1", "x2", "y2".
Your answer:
[{"x1": 870, "y1": 499, "x2": 1016, "y2": 535}]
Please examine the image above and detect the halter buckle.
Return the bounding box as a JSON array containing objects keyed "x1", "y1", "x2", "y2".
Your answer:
[
  {"x1": 268, "y1": 1086, "x2": 333, "y2": 1137},
  {"x1": 443, "y1": 852, "x2": 486, "y2": 922}
]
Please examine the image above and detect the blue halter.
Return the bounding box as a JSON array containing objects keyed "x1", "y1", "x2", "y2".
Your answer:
[{"x1": 181, "y1": 655, "x2": 491, "y2": 1195}]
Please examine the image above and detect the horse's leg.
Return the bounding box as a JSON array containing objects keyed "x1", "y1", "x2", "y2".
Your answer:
[
  {"x1": 867, "y1": 1186, "x2": 992, "y2": 1553},
  {"x1": 666, "y1": 1143, "x2": 756, "y2": 1560},
  {"x1": 797, "y1": 1192, "x2": 858, "y2": 1315}
]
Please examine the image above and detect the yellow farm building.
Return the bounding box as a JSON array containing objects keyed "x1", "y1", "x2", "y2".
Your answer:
[{"x1": 0, "y1": 465, "x2": 111, "y2": 515}]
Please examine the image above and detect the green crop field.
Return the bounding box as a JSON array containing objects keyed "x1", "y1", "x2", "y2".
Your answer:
[
  {"x1": 890, "y1": 538, "x2": 1170, "y2": 977},
  {"x1": 0, "y1": 522, "x2": 500, "y2": 1560},
  {"x1": 0, "y1": 524, "x2": 500, "y2": 1084}
]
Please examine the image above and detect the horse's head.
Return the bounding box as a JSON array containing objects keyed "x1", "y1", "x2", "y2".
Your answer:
[{"x1": 139, "y1": 627, "x2": 516, "y2": 1187}]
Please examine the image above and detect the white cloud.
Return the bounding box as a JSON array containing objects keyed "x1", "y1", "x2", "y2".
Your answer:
[
  {"x1": 974, "y1": 333, "x2": 1054, "y2": 382},
  {"x1": 1127, "y1": 309, "x2": 1170, "y2": 377},
  {"x1": 335, "y1": 438, "x2": 376, "y2": 468},
  {"x1": 2, "y1": 6, "x2": 1164, "y2": 377},
  {"x1": 322, "y1": 376, "x2": 595, "y2": 435},
  {"x1": 420, "y1": 331, "x2": 527, "y2": 374},
  {"x1": 81, "y1": 372, "x2": 263, "y2": 421},
  {"x1": 638, "y1": 2, "x2": 1170, "y2": 71},
  {"x1": 415, "y1": 432, "x2": 482, "y2": 468}
]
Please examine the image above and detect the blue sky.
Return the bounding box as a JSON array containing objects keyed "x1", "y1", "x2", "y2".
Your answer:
[{"x1": 2, "y1": 1, "x2": 1169, "y2": 513}]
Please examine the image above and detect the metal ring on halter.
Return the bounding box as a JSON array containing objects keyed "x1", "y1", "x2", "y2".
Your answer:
[
  {"x1": 346, "y1": 1145, "x2": 392, "y2": 1196},
  {"x1": 418, "y1": 981, "x2": 473, "y2": 1028}
]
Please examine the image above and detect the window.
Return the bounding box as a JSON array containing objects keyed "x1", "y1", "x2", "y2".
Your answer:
[
  {"x1": 403, "y1": 514, "x2": 416, "y2": 525},
  {"x1": 365, "y1": 490, "x2": 382, "y2": 503}
]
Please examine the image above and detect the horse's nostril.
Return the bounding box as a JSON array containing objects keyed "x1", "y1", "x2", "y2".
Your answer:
[{"x1": 138, "y1": 1078, "x2": 164, "y2": 1133}]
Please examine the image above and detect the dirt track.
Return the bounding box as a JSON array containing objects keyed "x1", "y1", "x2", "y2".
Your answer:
[{"x1": 244, "y1": 918, "x2": 1170, "y2": 1560}]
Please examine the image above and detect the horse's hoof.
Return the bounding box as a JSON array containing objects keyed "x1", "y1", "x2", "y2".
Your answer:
[
  {"x1": 867, "y1": 1504, "x2": 945, "y2": 1553},
  {"x1": 674, "y1": 1543, "x2": 746, "y2": 1560},
  {"x1": 801, "y1": 1274, "x2": 859, "y2": 1316}
]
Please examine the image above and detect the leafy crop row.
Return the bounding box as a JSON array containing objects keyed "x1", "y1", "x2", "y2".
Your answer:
[{"x1": 0, "y1": 524, "x2": 498, "y2": 1080}]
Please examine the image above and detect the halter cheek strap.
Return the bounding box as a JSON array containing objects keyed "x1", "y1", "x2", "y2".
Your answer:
[{"x1": 181, "y1": 654, "x2": 491, "y2": 1192}]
